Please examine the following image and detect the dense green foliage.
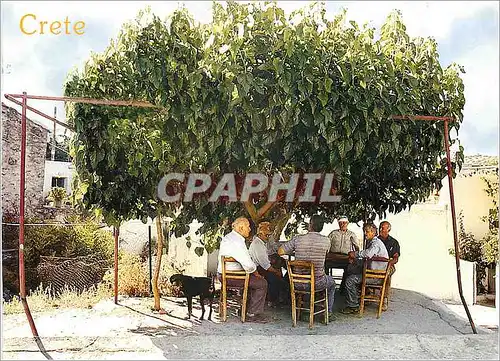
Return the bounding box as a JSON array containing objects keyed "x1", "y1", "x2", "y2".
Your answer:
[
  {"x1": 480, "y1": 177, "x2": 498, "y2": 265},
  {"x1": 2, "y1": 212, "x2": 114, "y2": 293},
  {"x1": 64, "y1": 1, "x2": 465, "y2": 246}
]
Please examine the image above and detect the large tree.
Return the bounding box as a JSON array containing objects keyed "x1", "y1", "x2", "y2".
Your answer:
[{"x1": 65, "y1": 1, "x2": 465, "y2": 277}]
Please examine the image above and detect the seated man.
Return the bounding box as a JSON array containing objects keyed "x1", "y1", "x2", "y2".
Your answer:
[
  {"x1": 266, "y1": 233, "x2": 287, "y2": 271},
  {"x1": 326, "y1": 216, "x2": 360, "y2": 291},
  {"x1": 328, "y1": 216, "x2": 360, "y2": 254},
  {"x1": 217, "y1": 217, "x2": 268, "y2": 319},
  {"x1": 341, "y1": 223, "x2": 389, "y2": 314},
  {"x1": 378, "y1": 221, "x2": 400, "y2": 272},
  {"x1": 248, "y1": 222, "x2": 288, "y2": 306},
  {"x1": 278, "y1": 215, "x2": 336, "y2": 316}
]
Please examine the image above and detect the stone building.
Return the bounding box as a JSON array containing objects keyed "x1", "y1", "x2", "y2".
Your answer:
[{"x1": 2, "y1": 102, "x2": 49, "y2": 216}]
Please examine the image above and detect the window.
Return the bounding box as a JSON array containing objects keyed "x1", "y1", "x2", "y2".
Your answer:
[{"x1": 51, "y1": 177, "x2": 66, "y2": 188}]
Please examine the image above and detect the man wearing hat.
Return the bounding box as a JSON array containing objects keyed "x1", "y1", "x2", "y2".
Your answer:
[
  {"x1": 326, "y1": 216, "x2": 361, "y2": 292},
  {"x1": 328, "y1": 216, "x2": 360, "y2": 254}
]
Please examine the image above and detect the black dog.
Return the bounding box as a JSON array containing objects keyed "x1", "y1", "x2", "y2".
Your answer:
[{"x1": 169, "y1": 274, "x2": 214, "y2": 321}]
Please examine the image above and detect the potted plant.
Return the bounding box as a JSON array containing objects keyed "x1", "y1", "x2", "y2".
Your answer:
[{"x1": 48, "y1": 187, "x2": 67, "y2": 207}]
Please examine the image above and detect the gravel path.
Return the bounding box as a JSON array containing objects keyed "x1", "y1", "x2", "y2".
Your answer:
[{"x1": 2, "y1": 289, "x2": 498, "y2": 360}]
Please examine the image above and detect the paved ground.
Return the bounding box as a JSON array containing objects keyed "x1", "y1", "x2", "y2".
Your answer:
[
  {"x1": 2, "y1": 289, "x2": 498, "y2": 360},
  {"x1": 444, "y1": 302, "x2": 498, "y2": 331}
]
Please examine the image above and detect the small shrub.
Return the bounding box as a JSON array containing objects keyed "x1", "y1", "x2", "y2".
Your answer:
[
  {"x1": 100, "y1": 252, "x2": 190, "y2": 298},
  {"x1": 101, "y1": 252, "x2": 150, "y2": 297},
  {"x1": 47, "y1": 187, "x2": 67, "y2": 206},
  {"x1": 450, "y1": 212, "x2": 495, "y2": 293},
  {"x1": 2, "y1": 212, "x2": 114, "y2": 294},
  {"x1": 2, "y1": 284, "x2": 112, "y2": 315}
]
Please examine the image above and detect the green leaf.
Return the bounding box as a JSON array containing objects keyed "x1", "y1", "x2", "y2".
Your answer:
[
  {"x1": 318, "y1": 92, "x2": 328, "y2": 107},
  {"x1": 325, "y1": 77, "x2": 333, "y2": 93},
  {"x1": 194, "y1": 246, "x2": 204, "y2": 257}
]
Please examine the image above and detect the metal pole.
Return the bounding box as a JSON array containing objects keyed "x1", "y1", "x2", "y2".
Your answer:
[
  {"x1": 148, "y1": 225, "x2": 153, "y2": 295},
  {"x1": 114, "y1": 226, "x2": 119, "y2": 304},
  {"x1": 51, "y1": 107, "x2": 56, "y2": 161},
  {"x1": 5, "y1": 93, "x2": 157, "y2": 107},
  {"x1": 4, "y1": 95, "x2": 75, "y2": 131},
  {"x1": 19, "y1": 91, "x2": 43, "y2": 341},
  {"x1": 444, "y1": 119, "x2": 477, "y2": 334}
]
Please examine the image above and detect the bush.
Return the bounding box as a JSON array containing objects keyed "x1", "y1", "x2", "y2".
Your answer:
[
  {"x1": 450, "y1": 212, "x2": 497, "y2": 293},
  {"x1": 47, "y1": 187, "x2": 67, "y2": 204},
  {"x1": 482, "y1": 230, "x2": 499, "y2": 265},
  {"x1": 2, "y1": 212, "x2": 114, "y2": 294},
  {"x1": 99, "y1": 252, "x2": 189, "y2": 298}
]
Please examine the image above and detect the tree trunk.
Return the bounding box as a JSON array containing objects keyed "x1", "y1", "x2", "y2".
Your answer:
[
  {"x1": 271, "y1": 210, "x2": 291, "y2": 242},
  {"x1": 152, "y1": 216, "x2": 164, "y2": 311}
]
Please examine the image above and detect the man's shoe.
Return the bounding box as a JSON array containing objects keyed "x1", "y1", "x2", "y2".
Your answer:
[
  {"x1": 299, "y1": 313, "x2": 310, "y2": 322},
  {"x1": 320, "y1": 312, "x2": 335, "y2": 324},
  {"x1": 340, "y1": 307, "x2": 359, "y2": 314},
  {"x1": 247, "y1": 313, "x2": 269, "y2": 323}
]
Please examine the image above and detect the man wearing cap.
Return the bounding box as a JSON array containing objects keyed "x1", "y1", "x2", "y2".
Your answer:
[
  {"x1": 328, "y1": 216, "x2": 360, "y2": 254},
  {"x1": 341, "y1": 222, "x2": 389, "y2": 314},
  {"x1": 326, "y1": 216, "x2": 361, "y2": 292},
  {"x1": 249, "y1": 222, "x2": 288, "y2": 306}
]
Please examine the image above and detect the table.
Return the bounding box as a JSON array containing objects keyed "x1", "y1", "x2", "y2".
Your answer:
[{"x1": 324, "y1": 252, "x2": 350, "y2": 287}]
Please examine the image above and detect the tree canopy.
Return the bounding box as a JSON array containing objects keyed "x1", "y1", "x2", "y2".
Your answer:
[{"x1": 64, "y1": 1, "x2": 465, "y2": 246}]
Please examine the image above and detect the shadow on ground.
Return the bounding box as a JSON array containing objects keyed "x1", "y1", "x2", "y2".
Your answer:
[
  {"x1": 152, "y1": 288, "x2": 479, "y2": 337},
  {"x1": 3, "y1": 288, "x2": 496, "y2": 360}
]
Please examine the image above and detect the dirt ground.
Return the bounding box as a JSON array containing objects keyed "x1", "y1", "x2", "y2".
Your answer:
[{"x1": 2, "y1": 289, "x2": 499, "y2": 360}]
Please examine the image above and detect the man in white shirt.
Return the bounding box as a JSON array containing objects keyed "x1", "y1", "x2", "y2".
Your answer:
[
  {"x1": 217, "y1": 217, "x2": 268, "y2": 318},
  {"x1": 341, "y1": 223, "x2": 389, "y2": 314},
  {"x1": 249, "y1": 222, "x2": 287, "y2": 306}
]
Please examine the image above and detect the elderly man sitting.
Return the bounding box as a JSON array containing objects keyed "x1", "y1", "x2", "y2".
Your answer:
[
  {"x1": 328, "y1": 216, "x2": 360, "y2": 254},
  {"x1": 249, "y1": 222, "x2": 288, "y2": 306},
  {"x1": 278, "y1": 215, "x2": 336, "y2": 316},
  {"x1": 341, "y1": 223, "x2": 389, "y2": 314},
  {"x1": 217, "y1": 217, "x2": 268, "y2": 319},
  {"x1": 326, "y1": 216, "x2": 360, "y2": 293}
]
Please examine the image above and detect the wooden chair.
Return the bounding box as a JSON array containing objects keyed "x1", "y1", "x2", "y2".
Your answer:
[
  {"x1": 287, "y1": 260, "x2": 328, "y2": 329},
  {"x1": 220, "y1": 256, "x2": 250, "y2": 322},
  {"x1": 359, "y1": 257, "x2": 394, "y2": 318},
  {"x1": 382, "y1": 264, "x2": 396, "y2": 311}
]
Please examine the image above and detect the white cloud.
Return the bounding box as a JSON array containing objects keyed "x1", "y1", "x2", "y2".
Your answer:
[
  {"x1": 330, "y1": 1, "x2": 498, "y2": 39},
  {"x1": 457, "y1": 43, "x2": 499, "y2": 155},
  {"x1": 1, "y1": 1, "x2": 214, "y2": 130}
]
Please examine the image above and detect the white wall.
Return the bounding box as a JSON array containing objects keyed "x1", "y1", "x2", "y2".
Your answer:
[
  {"x1": 440, "y1": 173, "x2": 497, "y2": 240},
  {"x1": 43, "y1": 160, "x2": 74, "y2": 198}
]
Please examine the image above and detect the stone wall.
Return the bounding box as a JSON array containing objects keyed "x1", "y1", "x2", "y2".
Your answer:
[{"x1": 2, "y1": 103, "x2": 48, "y2": 217}]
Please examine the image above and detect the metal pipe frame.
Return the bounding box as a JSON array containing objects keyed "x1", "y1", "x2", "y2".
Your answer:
[
  {"x1": 392, "y1": 114, "x2": 477, "y2": 334},
  {"x1": 114, "y1": 226, "x2": 119, "y2": 304},
  {"x1": 5, "y1": 93, "x2": 157, "y2": 357},
  {"x1": 4, "y1": 92, "x2": 477, "y2": 342}
]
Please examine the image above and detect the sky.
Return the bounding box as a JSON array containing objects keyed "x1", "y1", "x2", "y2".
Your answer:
[{"x1": 1, "y1": 1, "x2": 498, "y2": 155}]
